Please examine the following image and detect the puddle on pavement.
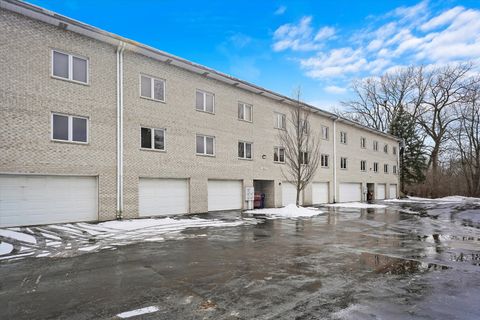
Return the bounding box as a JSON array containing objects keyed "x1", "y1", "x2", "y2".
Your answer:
[{"x1": 360, "y1": 252, "x2": 450, "y2": 274}]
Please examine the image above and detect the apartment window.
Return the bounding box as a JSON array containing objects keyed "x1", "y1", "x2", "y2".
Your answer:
[
  {"x1": 360, "y1": 137, "x2": 366, "y2": 149},
  {"x1": 393, "y1": 146, "x2": 397, "y2": 155},
  {"x1": 321, "y1": 154, "x2": 329, "y2": 168},
  {"x1": 384, "y1": 164, "x2": 389, "y2": 173},
  {"x1": 373, "y1": 141, "x2": 379, "y2": 151},
  {"x1": 340, "y1": 157, "x2": 348, "y2": 169},
  {"x1": 196, "y1": 134, "x2": 215, "y2": 156},
  {"x1": 300, "y1": 120, "x2": 309, "y2": 134},
  {"x1": 141, "y1": 127, "x2": 165, "y2": 151},
  {"x1": 274, "y1": 147, "x2": 285, "y2": 163},
  {"x1": 360, "y1": 160, "x2": 366, "y2": 172},
  {"x1": 321, "y1": 126, "x2": 329, "y2": 140},
  {"x1": 238, "y1": 141, "x2": 252, "y2": 159},
  {"x1": 195, "y1": 89, "x2": 214, "y2": 113},
  {"x1": 238, "y1": 102, "x2": 253, "y2": 122},
  {"x1": 140, "y1": 74, "x2": 165, "y2": 102},
  {"x1": 384, "y1": 144, "x2": 389, "y2": 153},
  {"x1": 51, "y1": 113, "x2": 88, "y2": 143},
  {"x1": 393, "y1": 165, "x2": 397, "y2": 174},
  {"x1": 52, "y1": 50, "x2": 88, "y2": 84},
  {"x1": 340, "y1": 131, "x2": 347, "y2": 144},
  {"x1": 373, "y1": 162, "x2": 379, "y2": 173},
  {"x1": 275, "y1": 112, "x2": 286, "y2": 130},
  {"x1": 300, "y1": 152, "x2": 309, "y2": 165}
]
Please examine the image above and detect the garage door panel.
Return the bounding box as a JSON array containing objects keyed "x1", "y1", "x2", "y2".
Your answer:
[
  {"x1": 389, "y1": 185, "x2": 397, "y2": 199},
  {"x1": 376, "y1": 184, "x2": 386, "y2": 200},
  {"x1": 139, "y1": 178, "x2": 189, "y2": 216},
  {"x1": 208, "y1": 180, "x2": 242, "y2": 211},
  {"x1": 312, "y1": 182, "x2": 329, "y2": 204},
  {"x1": 339, "y1": 183, "x2": 362, "y2": 202},
  {"x1": 282, "y1": 182, "x2": 303, "y2": 206},
  {"x1": 0, "y1": 175, "x2": 98, "y2": 227}
]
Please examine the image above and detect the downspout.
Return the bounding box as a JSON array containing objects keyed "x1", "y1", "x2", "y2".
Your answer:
[
  {"x1": 398, "y1": 138, "x2": 403, "y2": 197},
  {"x1": 116, "y1": 42, "x2": 125, "y2": 219},
  {"x1": 332, "y1": 116, "x2": 338, "y2": 203}
]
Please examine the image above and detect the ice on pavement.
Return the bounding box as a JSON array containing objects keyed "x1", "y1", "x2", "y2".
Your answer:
[
  {"x1": 324, "y1": 202, "x2": 387, "y2": 209},
  {"x1": 0, "y1": 229, "x2": 37, "y2": 244},
  {"x1": 245, "y1": 204, "x2": 323, "y2": 218},
  {"x1": 386, "y1": 195, "x2": 480, "y2": 203},
  {"x1": 0, "y1": 216, "x2": 254, "y2": 261},
  {"x1": 0, "y1": 242, "x2": 13, "y2": 255},
  {"x1": 117, "y1": 306, "x2": 160, "y2": 318}
]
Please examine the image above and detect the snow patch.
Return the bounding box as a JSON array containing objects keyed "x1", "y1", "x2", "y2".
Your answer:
[
  {"x1": 324, "y1": 202, "x2": 387, "y2": 209},
  {"x1": 117, "y1": 306, "x2": 159, "y2": 318},
  {"x1": 0, "y1": 229, "x2": 37, "y2": 244},
  {"x1": 386, "y1": 196, "x2": 480, "y2": 203},
  {"x1": 245, "y1": 204, "x2": 323, "y2": 218},
  {"x1": 0, "y1": 242, "x2": 13, "y2": 255}
]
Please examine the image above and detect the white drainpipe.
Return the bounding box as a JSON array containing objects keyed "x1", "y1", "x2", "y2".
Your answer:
[
  {"x1": 332, "y1": 117, "x2": 338, "y2": 203},
  {"x1": 116, "y1": 42, "x2": 125, "y2": 218}
]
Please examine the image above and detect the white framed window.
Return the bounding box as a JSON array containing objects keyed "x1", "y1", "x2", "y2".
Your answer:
[
  {"x1": 340, "y1": 157, "x2": 347, "y2": 169},
  {"x1": 51, "y1": 50, "x2": 88, "y2": 84},
  {"x1": 321, "y1": 154, "x2": 329, "y2": 168},
  {"x1": 393, "y1": 146, "x2": 397, "y2": 155},
  {"x1": 340, "y1": 131, "x2": 347, "y2": 144},
  {"x1": 51, "y1": 113, "x2": 88, "y2": 143},
  {"x1": 373, "y1": 141, "x2": 379, "y2": 151},
  {"x1": 393, "y1": 165, "x2": 397, "y2": 174},
  {"x1": 384, "y1": 164, "x2": 389, "y2": 173},
  {"x1": 195, "y1": 89, "x2": 215, "y2": 113},
  {"x1": 140, "y1": 127, "x2": 165, "y2": 151},
  {"x1": 384, "y1": 144, "x2": 389, "y2": 153},
  {"x1": 321, "y1": 126, "x2": 329, "y2": 140},
  {"x1": 274, "y1": 112, "x2": 286, "y2": 130},
  {"x1": 238, "y1": 102, "x2": 253, "y2": 122},
  {"x1": 140, "y1": 74, "x2": 165, "y2": 102},
  {"x1": 274, "y1": 147, "x2": 285, "y2": 163},
  {"x1": 300, "y1": 152, "x2": 309, "y2": 165},
  {"x1": 300, "y1": 120, "x2": 309, "y2": 134},
  {"x1": 238, "y1": 141, "x2": 252, "y2": 159},
  {"x1": 360, "y1": 160, "x2": 366, "y2": 172},
  {"x1": 196, "y1": 134, "x2": 215, "y2": 156},
  {"x1": 360, "y1": 137, "x2": 366, "y2": 149},
  {"x1": 373, "y1": 162, "x2": 379, "y2": 173}
]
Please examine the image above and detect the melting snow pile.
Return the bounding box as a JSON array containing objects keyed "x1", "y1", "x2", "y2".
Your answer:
[
  {"x1": 0, "y1": 217, "x2": 254, "y2": 261},
  {"x1": 385, "y1": 196, "x2": 480, "y2": 203},
  {"x1": 245, "y1": 204, "x2": 323, "y2": 218},
  {"x1": 324, "y1": 202, "x2": 387, "y2": 209}
]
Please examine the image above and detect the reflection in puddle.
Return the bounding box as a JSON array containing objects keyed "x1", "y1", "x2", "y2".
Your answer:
[{"x1": 360, "y1": 252, "x2": 450, "y2": 274}]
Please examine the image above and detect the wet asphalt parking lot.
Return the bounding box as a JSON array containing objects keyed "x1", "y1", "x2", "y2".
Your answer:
[{"x1": 0, "y1": 199, "x2": 479, "y2": 320}]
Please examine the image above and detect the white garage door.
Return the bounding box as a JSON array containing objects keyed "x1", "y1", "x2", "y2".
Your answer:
[
  {"x1": 282, "y1": 182, "x2": 303, "y2": 206},
  {"x1": 0, "y1": 174, "x2": 97, "y2": 227},
  {"x1": 339, "y1": 183, "x2": 362, "y2": 202},
  {"x1": 376, "y1": 184, "x2": 386, "y2": 200},
  {"x1": 139, "y1": 178, "x2": 189, "y2": 217},
  {"x1": 312, "y1": 182, "x2": 329, "y2": 204},
  {"x1": 208, "y1": 180, "x2": 242, "y2": 211},
  {"x1": 389, "y1": 184, "x2": 397, "y2": 199}
]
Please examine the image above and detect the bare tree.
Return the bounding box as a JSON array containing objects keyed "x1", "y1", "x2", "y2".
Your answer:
[
  {"x1": 451, "y1": 80, "x2": 480, "y2": 196},
  {"x1": 417, "y1": 63, "x2": 473, "y2": 197},
  {"x1": 279, "y1": 89, "x2": 321, "y2": 206}
]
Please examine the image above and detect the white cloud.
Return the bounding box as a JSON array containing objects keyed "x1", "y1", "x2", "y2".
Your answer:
[
  {"x1": 324, "y1": 85, "x2": 347, "y2": 94},
  {"x1": 273, "y1": 1, "x2": 480, "y2": 81},
  {"x1": 273, "y1": 16, "x2": 335, "y2": 52},
  {"x1": 274, "y1": 5, "x2": 287, "y2": 15}
]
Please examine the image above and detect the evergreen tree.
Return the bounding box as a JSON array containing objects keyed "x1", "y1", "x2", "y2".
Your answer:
[{"x1": 389, "y1": 109, "x2": 427, "y2": 195}]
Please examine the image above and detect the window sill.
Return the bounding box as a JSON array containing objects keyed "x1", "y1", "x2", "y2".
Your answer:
[
  {"x1": 51, "y1": 75, "x2": 89, "y2": 86},
  {"x1": 238, "y1": 118, "x2": 253, "y2": 123},
  {"x1": 51, "y1": 139, "x2": 89, "y2": 145},
  {"x1": 273, "y1": 161, "x2": 285, "y2": 164},
  {"x1": 238, "y1": 157, "x2": 253, "y2": 161},
  {"x1": 140, "y1": 148, "x2": 166, "y2": 153},
  {"x1": 195, "y1": 108, "x2": 215, "y2": 115},
  {"x1": 140, "y1": 95, "x2": 166, "y2": 104},
  {"x1": 321, "y1": 166, "x2": 329, "y2": 169},
  {"x1": 196, "y1": 153, "x2": 215, "y2": 157},
  {"x1": 274, "y1": 127, "x2": 286, "y2": 131}
]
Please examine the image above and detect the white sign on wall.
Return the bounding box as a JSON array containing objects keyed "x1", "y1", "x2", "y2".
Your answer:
[{"x1": 245, "y1": 187, "x2": 254, "y2": 201}]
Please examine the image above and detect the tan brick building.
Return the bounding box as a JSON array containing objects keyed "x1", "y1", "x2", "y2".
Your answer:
[{"x1": 0, "y1": 0, "x2": 400, "y2": 227}]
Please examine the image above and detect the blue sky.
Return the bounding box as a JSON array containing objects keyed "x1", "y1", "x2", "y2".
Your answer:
[{"x1": 29, "y1": 0, "x2": 480, "y2": 110}]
